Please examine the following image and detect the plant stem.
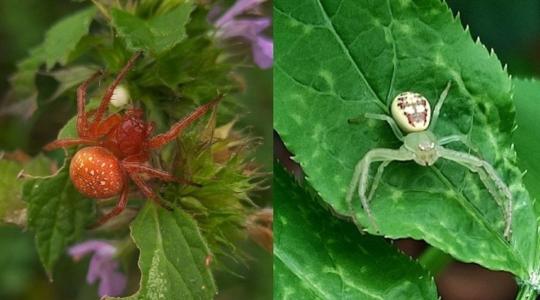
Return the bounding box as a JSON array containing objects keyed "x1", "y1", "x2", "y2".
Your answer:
[
  {"x1": 418, "y1": 246, "x2": 453, "y2": 275},
  {"x1": 92, "y1": 0, "x2": 112, "y2": 22},
  {"x1": 516, "y1": 284, "x2": 537, "y2": 300}
]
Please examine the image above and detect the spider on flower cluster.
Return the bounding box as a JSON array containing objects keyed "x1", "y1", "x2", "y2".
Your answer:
[
  {"x1": 346, "y1": 82, "x2": 513, "y2": 239},
  {"x1": 44, "y1": 51, "x2": 221, "y2": 227}
]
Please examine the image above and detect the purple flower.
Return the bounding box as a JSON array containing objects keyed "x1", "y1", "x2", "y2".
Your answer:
[
  {"x1": 213, "y1": 0, "x2": 273, "y2": 69},
  {"x1": 68, "y1": 240, "x2": 126, "y2": 297}
]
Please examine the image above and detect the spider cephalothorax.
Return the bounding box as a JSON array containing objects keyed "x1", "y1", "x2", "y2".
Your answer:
[
  {"x1": 347, "y1": 82, "x2": 513, "y2": 238},
  {"x1": 45, "y1": 52, "x2": 220, "y2": 226}
]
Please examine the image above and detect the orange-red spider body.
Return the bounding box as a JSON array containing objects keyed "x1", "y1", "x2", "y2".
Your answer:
[
  {"x1": 45, "y1": 52, "x2": 220, "y2": 226},
  {"x1": 70, "y1": 146, "x2": 124, "y2": 198},
  {"x1": 99, "y1": 109, "x2": 152, "y2": 160}
]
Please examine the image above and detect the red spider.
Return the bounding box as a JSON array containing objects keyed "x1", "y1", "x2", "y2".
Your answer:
[{"x1": 44, "y1": 52, "x2": 221, "y2": 226}]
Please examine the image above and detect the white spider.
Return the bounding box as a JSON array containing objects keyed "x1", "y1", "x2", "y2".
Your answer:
[{"x1": 346, "y1": 82, "x2": 512, "y2": 239}]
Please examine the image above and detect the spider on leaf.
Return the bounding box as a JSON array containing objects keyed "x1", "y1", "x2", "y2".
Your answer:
[
  {"x1": 44, "y1": 51, "x2": 221, "y2": 227},
  {"x1": 347, "y1": 82, "x2": 513, "y2": 239}
]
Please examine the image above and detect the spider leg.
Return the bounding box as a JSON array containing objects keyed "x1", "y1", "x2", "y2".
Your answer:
[
  {"x1": 90, "y1": 184, "x2": 129, "y2": 228},
  {"x1": 122, "y1": 162, "x2": 202, "y2": 187},
  {"x1": 438, "y1": 147, "x2": 512, "y2": 239},
  {"x1": 349, "y1": 113, "x2": 404, "y2": 141},
  {"x1": 94, "y1": 114, "x2": 122, "y2": 137},
  {"x1": 77, "y1": 70, "x2": 104, "y2": 138},
  {"x1": 430, "y1": 81, "x2": 452, "y2": 129},
  {"x1": 43, "y1": 138, "x2": 97, "y2": 151},
  {"x1": 147, "y1": 95, "x2": 222, "y2": 149},
  {"x1": 438, "y1": 134, "x2": 480, "y2": 155},
  {"x1": 367, "y1": 161, "x2": 392, "y2": 202},
  {"x1": 91, "y1": 51, "x2": 142, "y2": 128},
  {"x1": 129, "y1": 173, "x2": 172, "y2": 210},
  {"x1": 347, "y1": 148, "x2": 414, "y2": 232}
]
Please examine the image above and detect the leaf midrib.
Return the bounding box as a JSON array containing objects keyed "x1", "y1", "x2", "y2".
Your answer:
[
  {"x1": 315, "y1": 0, "x2": 388, "y2": 113},
  {"x1": 151, "y1": 206, "x2": 192, "y2": 299}
]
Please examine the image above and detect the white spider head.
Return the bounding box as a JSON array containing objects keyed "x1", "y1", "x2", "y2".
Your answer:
[
  {"x1": 404, "y1": 131, "x2": 439, "y2": 166},
  {"x1": 391, "y1": 92, "x2": 431, "y2": 133}
]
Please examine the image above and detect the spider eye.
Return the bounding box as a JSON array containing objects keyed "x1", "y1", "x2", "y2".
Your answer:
[
  {"x1": 391, "y1": 92, "x2": 431, "y2": 133},
  {"x1": 418, "y1": 142, "x2": 435, "y2": 151}
]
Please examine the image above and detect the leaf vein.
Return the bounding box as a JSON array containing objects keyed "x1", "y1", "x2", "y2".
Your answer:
[{"x1": 315, "y1": 0, "x2": 387, "y2": 113}]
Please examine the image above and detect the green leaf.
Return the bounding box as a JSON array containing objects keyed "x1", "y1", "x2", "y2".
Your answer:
[
  {"x1": 136, "y1": 8, "x2": 236, "y2": 103},
  {"x1": 23, "y1": 164, "x2": 94, "y2": 278},
  {"x1": 513, "y1": 78, "x2": 540, "y2": 278},
  {"x1": 111, "y1": 3, "x2": 194, "y2": 55},
  {"x1": 9, "y1": 7, "x2": 95, "y2": 99},
  {"x1": 162, "y1": 118, "x2": 257, "y2": 262},
  {"x1": 0, "y1": 160, "x2": 25, "y2": 221},
  {"x1": 513, "y1": 78, "x2": 540, "y2": 213},
  {"x1": 274, "y1": 0, "x2": 536, "y2": 279},
  {"x1": 43, "y1": 6, "x2": 96, "y2": 69},
  {"x1": 0, "y1": 154, "x2": 55, "y2": 225},
  {"x1": 9, "y1": 46, "x2": 46, "y2": 100},
  {"x1": 47, "y1": 65, "x2": 100, "y2": 101},
  {"x1": 23, "y1": 153, "x2": 55, "y2": 177},
  {"x1": 274, "y1": 164, "x2": 437, "y2": 299},
  {"x1": 108, "y1": 202, "x2": 216, "y2": 300}
]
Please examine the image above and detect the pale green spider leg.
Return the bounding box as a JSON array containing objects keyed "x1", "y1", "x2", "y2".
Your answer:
[
  {"x1": 348, "y1": 113, "x2": 404, "y2": 141},
  {"x1": 358, "y1": 129, "x2": 479, "y2": 210},
  {"x1": 347, "y1": 112, "x2": 405, "y2": 223},
  {"x1": 438, "y1": 134, "x2": 480, "y2": 155},
  {"x1": 346, "y1": 148, "x2": 414, "y2": 231},
  {"x1": 362, "y1": 112, "x2": 408, "y2": 200},
  {"x1": 367, "y1": 160, "x2": 391, "y2": 202},
  {"x1": 430, "y1": 81, "x2": 452, "y2": 129},
  {"x1": 433, "y1": 82, "x2": 480, "y2": 154},
  {"x1": 437, "y1": 147, "x2": 513, "y2": 238}
]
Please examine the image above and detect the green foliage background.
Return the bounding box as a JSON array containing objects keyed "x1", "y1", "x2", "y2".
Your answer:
[{"x1": 0, "y1": 0, "x2": 272, "y2": 299}]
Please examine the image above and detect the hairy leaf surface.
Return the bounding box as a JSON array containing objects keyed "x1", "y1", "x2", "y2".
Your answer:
[
  {"x1": 21, "y1": 112, "x2": 94, "y2": 277},
  {"x1": 111, "y1": 3, "x2": 193, "y2": 55},
  {"x1": 23, "y1": 164, "x2": 94, "y2": 278},
  {"x1": 43, "y1": 6, "x2": 96, "y2": 69},
  {"x1": 274, "y1": 164, "x2": 437, "y2": 300},
  {"x1": 0, "y1": 160, "x2": 25, "y2": 221},
  {"x1": 108, "y1": 203, "x2": 216, "y2": 300},
  {"x1": 274, "y1": 0, "x2": 536, "y2": 278},
  {"x1": 0, "y1": 154, "x2": 53, "y2": 223}
]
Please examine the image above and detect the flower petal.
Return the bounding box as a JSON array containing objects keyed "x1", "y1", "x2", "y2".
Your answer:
[
  {"x1": 219, "y1": 18, "x2": 271, "y2": 40},
  {"x1": 252, "y1": 36, "x2": 273, "y2": 69},
  {"x1": 215, "y1": 0, "x2": 266, "y2": 26},
  {"x1": 69, "y1": 240, "x2": 126, "y2": 297},
  {"x1": 68, "y1": 240, "x2": 115, "y2": 260},
  {"x1": 98, "y1": 269, "x2": 127, "y2": 297},
  {"x1": 86, "y1": 254, "x2": 105, "y2": 283}
]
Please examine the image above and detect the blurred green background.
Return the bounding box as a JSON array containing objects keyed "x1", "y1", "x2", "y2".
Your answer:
[
  {"x1": 0, "y1": 0, "x2": 272, "y2": 299},
  {"x1": 446, "y1": 0, "x2": 540, "y2": 76}
]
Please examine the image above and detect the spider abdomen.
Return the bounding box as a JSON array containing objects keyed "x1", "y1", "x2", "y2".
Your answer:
[
  {"x1": 70, "y1": 146, "x2": 124, "y2": 199},
  {"x1": 391, "y1": 92, "x2": 431, "y2": 133}
]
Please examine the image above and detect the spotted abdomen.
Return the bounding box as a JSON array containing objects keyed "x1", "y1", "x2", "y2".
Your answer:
[
  {"x1": 70, "y1": 146, "x2": 124, "y2": 198},
  {"x1": 391, "y1": 92, "x2": 431, "y2": 133}
]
